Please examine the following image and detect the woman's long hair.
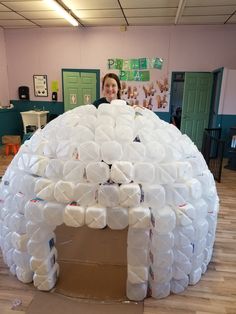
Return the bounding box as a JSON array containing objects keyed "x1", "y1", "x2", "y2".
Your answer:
[{"x1": 102, "y1": 73, "x2": 121, "y2": 99}]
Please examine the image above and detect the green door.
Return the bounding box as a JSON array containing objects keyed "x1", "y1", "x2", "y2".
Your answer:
[
  {"x1": 181, "y1": 72, "x2": 213, "y2": 149},
  {"x1": 62, "y1": 69, "x2": 100, "y2": 112}
]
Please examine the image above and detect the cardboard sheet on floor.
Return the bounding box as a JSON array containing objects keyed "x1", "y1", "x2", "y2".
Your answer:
[
  {"x1": 55, "y1": 225, "x2": 128, "y2": 300},
  {"x1": 26, "y1": 292, "x2": 144, "y2": 314}
]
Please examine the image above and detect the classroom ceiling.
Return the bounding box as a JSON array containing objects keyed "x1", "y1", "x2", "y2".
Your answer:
[{"x1": 0, "y1": 0, "x2": 236, "y2": 29}]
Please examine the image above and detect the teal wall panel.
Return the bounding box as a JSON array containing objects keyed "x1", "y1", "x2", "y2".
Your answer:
[
  {"x1": 155, "y1": 112, "x2": 170, "y2": 123},
  {"x1": 0, "y1": 109, "x2": 23, "y2": 144},
  {"x1": 217, "y1": 114, "x2": 236, "y2": 140},
  {"x1": 11, "y1": 100, "x2": 64, "y2": 115},
  {"x1": 0, "y1": 100, "x2": 64, "y2": 144},
  {"x1": 217, "y1": 114, "x2": 236, "y2": 156}
]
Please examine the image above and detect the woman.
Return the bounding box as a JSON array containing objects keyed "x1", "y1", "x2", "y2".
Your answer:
[{"x1": 93, "y1": 73, "x2": 121, "y2": 108}]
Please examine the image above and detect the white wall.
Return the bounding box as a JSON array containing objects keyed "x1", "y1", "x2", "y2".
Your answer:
[
  {"x1": 219, "y1": 68, "x2": 236, "y2": 115},
  {"x1": 0, "y1": 29, "x2": 9, "y2": 106}
]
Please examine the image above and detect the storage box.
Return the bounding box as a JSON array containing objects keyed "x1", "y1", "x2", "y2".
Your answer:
[{"x1": 2, "y1": 135, "x2": 21, "y2": 145}]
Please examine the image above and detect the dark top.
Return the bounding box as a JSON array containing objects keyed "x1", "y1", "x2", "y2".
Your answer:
[
  {"x1": 93, "y1": 97, "x2": 130, "y2": 109},
  {"x1": 93, "y1": 97, "x2": 109, "y2": 108},
  {"x1": 172, "y1": 114, "x2": 181, "y2": 129}
]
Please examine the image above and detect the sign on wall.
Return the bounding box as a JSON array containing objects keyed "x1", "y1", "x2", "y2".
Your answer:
[
  {"x1": 108, "y1": 57, "x2": 163, "y2": 70},
  {"x1": 107, "y1": 57, "x2": 169, "y2": 112},
  {"x1": 33, "y1": 75, "x2": 48, "y2": 97},
  {"x1": 108, "y1": 57, "x2": 163, "y2": 82},
  {"x1": 70, "y1": 94, "x2": 77, "y2": 105}
]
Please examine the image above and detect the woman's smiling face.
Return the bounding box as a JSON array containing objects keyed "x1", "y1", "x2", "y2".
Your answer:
[{"x1": 103, "y1": 77, "x2": 119, "y2": 102}]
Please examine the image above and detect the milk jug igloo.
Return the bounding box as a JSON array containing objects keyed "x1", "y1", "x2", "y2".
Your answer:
[{"x1": 0, "y1": 100, "x2": 219, "y2": 300}]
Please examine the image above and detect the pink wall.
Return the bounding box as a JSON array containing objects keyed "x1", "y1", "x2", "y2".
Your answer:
[
  {"x1": 0, "y1": 29, "x2": 9, "y2": 106},
  {"x1": 4, "y1": 25, "x2": 236, "y2": 110}
]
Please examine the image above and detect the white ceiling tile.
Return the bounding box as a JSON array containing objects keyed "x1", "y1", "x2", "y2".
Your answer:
[
  {"x1": 0, "y1": 0, "x2": 40, "y2": 2},
  {"x1": 1, "y1": 1, "x2": 53, "y2": 11},
  {"x1": 32, "y1": 18, "x2": 74, "y2": 26},
  {"x1": 0, "y1": 3, "x2": 11, "y2": 10},
  {"x1": 127, "y1": 16, "x2": 174, "y2": 25},
  {"x1": 81, "y1": 17, "x2": 126, "y2": 26},
  {"x1": 124, "y1": 8, "x2": 177, "y2": 17},
  {"x1": 184, "y1": 6, "x2": 236, "y2": 15},
  {"x1": 20, "y1": 10, "x2": 61, "y2": 19},
  {"x1": 63, "y1": 0, "x2": 120, "y2": 10},
  {"x1": 74, "y1": 9, "x2": 123, "y2": 19},
  {"x1": 0, "y1": 11, "x2": 23, "y2": 18},
  {"x1": 186, "y1": 0, "x2": 236, "y2": 6},
  {"x1": 0, "y1": 18, "x2": 36, "y2": 26},
  {"x1": 179, "y1": 15, "x2": 228, "y2": 24},
  {"x1": 120, "y1": 0, "x2": 179, "y2": 9},
  {"x1": 0, "y1": 0, "x2": 236, "y2": 28},
  {"x1": 227, "y1": 13, "x2": 236, "y2": 22},
  {"x1": 2, "y1": 25, "x2": 38, "y2": 29}
]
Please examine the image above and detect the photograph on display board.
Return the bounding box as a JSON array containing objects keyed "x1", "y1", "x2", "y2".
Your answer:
[{"x1": 120, "y1": 77, "x2": 169, "y2": 112}]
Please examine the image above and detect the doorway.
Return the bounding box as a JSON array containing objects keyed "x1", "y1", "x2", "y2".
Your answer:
[
  {"x1": 62, "y1": 69, "x2": 100, "y2": 112},
  {"x1": 169, "y1": 72, "x2": 185, "y2": 121},
  {"x1": 208, "y1": 68, "x2": 224, "y2": 129},
  {"x1": 55, "y1": 224, "x2": 127, "y2": 299},
  {"x1": 170, "y1": 71, "x2": 221, "y2": 149}
]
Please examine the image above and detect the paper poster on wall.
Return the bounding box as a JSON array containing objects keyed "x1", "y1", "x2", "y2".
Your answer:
[
  {"x1": 108, "y1": 57, "x2": 164, "y2": 71},
  {"x1": 51, "y1": 80, "x2": 59, "y2": 92},
  {"x1": 120, "y1": 70, "x2": 150, "y2": 81},
  {"x1": 120, "y1": 77, "x2": 169, "y2": 112},
  {"x1": 33, "y1": 75, "x2": 48, "y2": 97},
  {"x1": 107, "y1": 57, "x2": 168, "y2": 112}
]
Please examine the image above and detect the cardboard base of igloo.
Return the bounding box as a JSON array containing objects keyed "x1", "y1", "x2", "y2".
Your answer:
[
  {"x1": 55, "y1": 224, "x2": 128, "y2": 300},
  {"x1": 27, "y1": 291, "x2": 143, "y2": 314}
]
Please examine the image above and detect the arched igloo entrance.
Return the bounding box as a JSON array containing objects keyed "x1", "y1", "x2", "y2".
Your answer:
[
  {"x1": 55, "y1": 224, "x2": 128, "y2": 300},
  {"x1": 0, "y1": 101, "x2": 219, "y2": 301}
]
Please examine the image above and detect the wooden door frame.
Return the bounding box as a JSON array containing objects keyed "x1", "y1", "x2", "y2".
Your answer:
[
  {"x1": 208, "y1": 67, "x2": 224, "y2": 129},
  {"x1": 62, "y1": 69, "x2": 100, "y2": 111},
  {"x1": 169, "y1": 72, "x2": 185, "y2": 122}
]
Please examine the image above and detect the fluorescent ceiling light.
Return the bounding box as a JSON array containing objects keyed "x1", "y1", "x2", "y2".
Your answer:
[
  {"x1": 45, "y1": 0, "x2": 79, "y2": 26},
  {"x1": 175, "y1": 0, "x2": 186, "y2": 24}
]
